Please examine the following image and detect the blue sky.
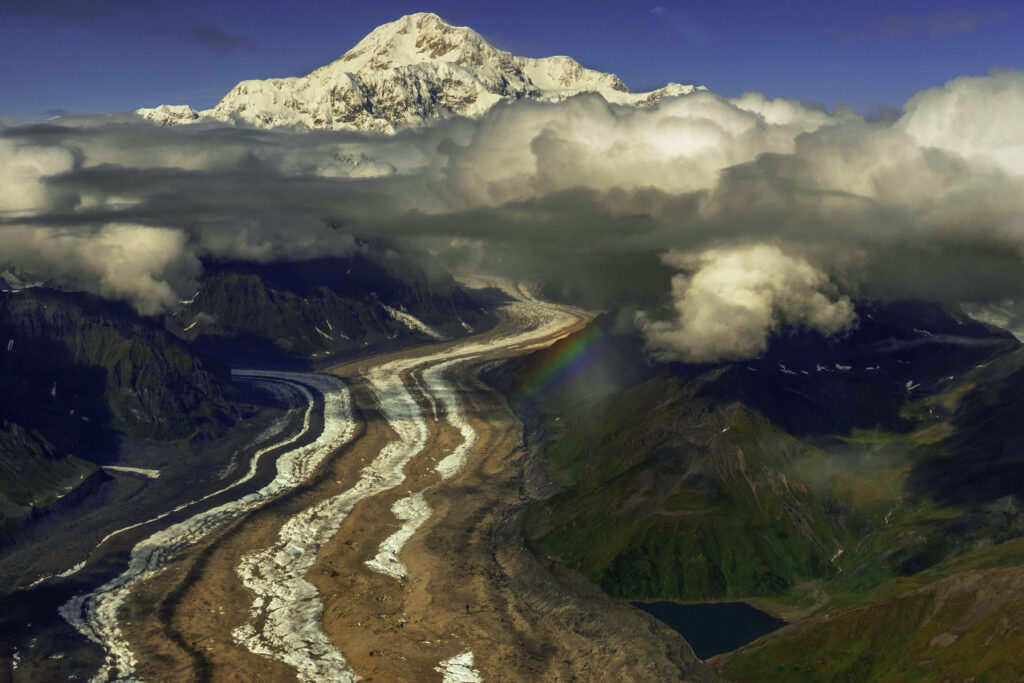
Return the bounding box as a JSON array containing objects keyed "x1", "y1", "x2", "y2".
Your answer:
[{"x1": 1, "y1": 1, "x2": 1020, "y2": 117}]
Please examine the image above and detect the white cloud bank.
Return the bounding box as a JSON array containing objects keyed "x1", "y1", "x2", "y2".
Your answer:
[
  {"x1": 0, "y1": 224, "x2": 198, "y2": 315},
  {"x1": 637, "y1": 245, "x2": 856, "y2": 362},
  {"x1": 1, "y1": 72, "x2": 1023, "y2": 360}
]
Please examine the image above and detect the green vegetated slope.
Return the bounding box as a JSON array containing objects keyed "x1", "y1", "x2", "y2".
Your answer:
[
  {"x1": 0, "y1": 424, "x2": 95, "y2": 507},
  {"x1": 530, "y1": 376, "x2": 848, "y2": 600},
  {"x1": 721, "y1": 539, "x2": 1024, "y2": 681},
  {"x1": 0, "y1": 423, "x2": 96, "y2": 537},
  {"x1": 502, "y1": 303, "x2": 1024, "y2": 676},
  {"x1": 527, "y1": 374, "x2": 885, "y2": 603}
]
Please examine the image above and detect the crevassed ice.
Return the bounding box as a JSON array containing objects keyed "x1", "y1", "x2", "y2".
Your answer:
[{"x1": 60, "y1": 372, "x2": 353, "y2": 683}]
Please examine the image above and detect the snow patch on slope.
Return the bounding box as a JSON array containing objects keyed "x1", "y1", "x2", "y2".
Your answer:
[
  {"x1": 435, "y1": 650, "x2": 483, "y2": 682},
  {"x1": 384, "y1": 304, "x2": 447, "y2": 340}
]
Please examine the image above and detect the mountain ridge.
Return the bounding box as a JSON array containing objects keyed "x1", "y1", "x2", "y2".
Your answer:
[{"x1": 137, "y1": 12, "x2": 703, "y2": 133}]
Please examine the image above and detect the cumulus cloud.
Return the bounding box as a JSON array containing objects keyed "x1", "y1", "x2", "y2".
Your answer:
[
  {"x1": 2, "y1": 71, "x2": 1024, "y2": 362},
  {"x1": 436, "y1": 90, "x2": 835, "y2": 208},
  {"x1": 637, "y1": 245, "x2": 856, "y2": 362},
  {"x1": 0, "y1": 139, "x2": 76, "y2": 216},
  {"x1": 0, "y1": 224, "x2": 198, "y2": 314},
  {"x1": 900, "y1": 71, "x2": 1024, "y2": 175}
]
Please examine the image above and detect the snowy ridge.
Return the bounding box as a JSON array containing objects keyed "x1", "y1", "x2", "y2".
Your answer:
[{"x1": 138, "y1": 12, "x2": 702, "y2": 133}]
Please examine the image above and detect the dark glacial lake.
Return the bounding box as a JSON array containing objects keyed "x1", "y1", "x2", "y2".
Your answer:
[{"x1": 631, "y1": 601, "x2": 787, "y2": 660}]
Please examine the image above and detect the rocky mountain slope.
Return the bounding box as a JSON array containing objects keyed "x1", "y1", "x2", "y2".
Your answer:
[
  {"x1": 0, "y1": 288, "x2": 238, "y2": 539},
  {"x1": 137, "y1": 12, "x2": 702, "y2": 132},
  {"x1": 167, "y1": 241, "x2": 491, "y2": 365},
  {"x1": 0, "y1": 288, "x2": 235, "y2": 441}
]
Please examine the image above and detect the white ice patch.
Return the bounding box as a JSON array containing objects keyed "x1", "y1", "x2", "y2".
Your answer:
[
  {"x1": 435, "y1": 650, "x2": 483, "y2": 682},
  {"x1": 425, "y1": 361, "x2": 479, "y2": 480},
  {"x1": 830, "y1": 548, "x2": 845, "y2": 574},
  {"x1": 383, "y1": 304, "x2": 447, "y2": 340},
  {"x1": 234, "y1": 277, "x2": 580, "y2": 682},
  {"x1": 26, "y1": 561, "x2": 86, "y2": 590},
  {"x1": 365, "y1": 492, "x2": 431, "y2": 580},
  {"x1": 101, "y1": 466, "x2": 160, "y2": 479}
]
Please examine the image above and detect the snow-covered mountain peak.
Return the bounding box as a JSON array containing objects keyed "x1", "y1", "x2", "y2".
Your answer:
[
  {"x1": 137, "y1": 12, "x2": 702, "y2": 133},
  {"x1": 334, "y1": 12, "x2": 492, "y2": 73}
]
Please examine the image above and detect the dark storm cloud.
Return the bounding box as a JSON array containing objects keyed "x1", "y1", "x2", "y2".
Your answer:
[{"x1": 2, "y1": 72, "x2": 1024, "y2": 360}]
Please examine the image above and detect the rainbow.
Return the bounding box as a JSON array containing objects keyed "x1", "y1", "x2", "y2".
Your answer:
[{"x1": 515, "y1": 323, "x2": 608, "y2": 402}]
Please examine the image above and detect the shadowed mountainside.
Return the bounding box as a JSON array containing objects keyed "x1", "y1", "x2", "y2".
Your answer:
[
  {"x1": 0, "y1": 288, "x2": 238, "y2": 540},
  {"x1": 168, "y1": 242, "x2": 493, "y2": 367}
]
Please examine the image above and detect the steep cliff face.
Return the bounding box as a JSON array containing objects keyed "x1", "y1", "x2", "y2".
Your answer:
[
  {"x1": 169, "y1": 244, "x2": 489, "y2": 364},
  {"x1": 137, "y1": 12, "x2": 702, "y2": 132}
]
